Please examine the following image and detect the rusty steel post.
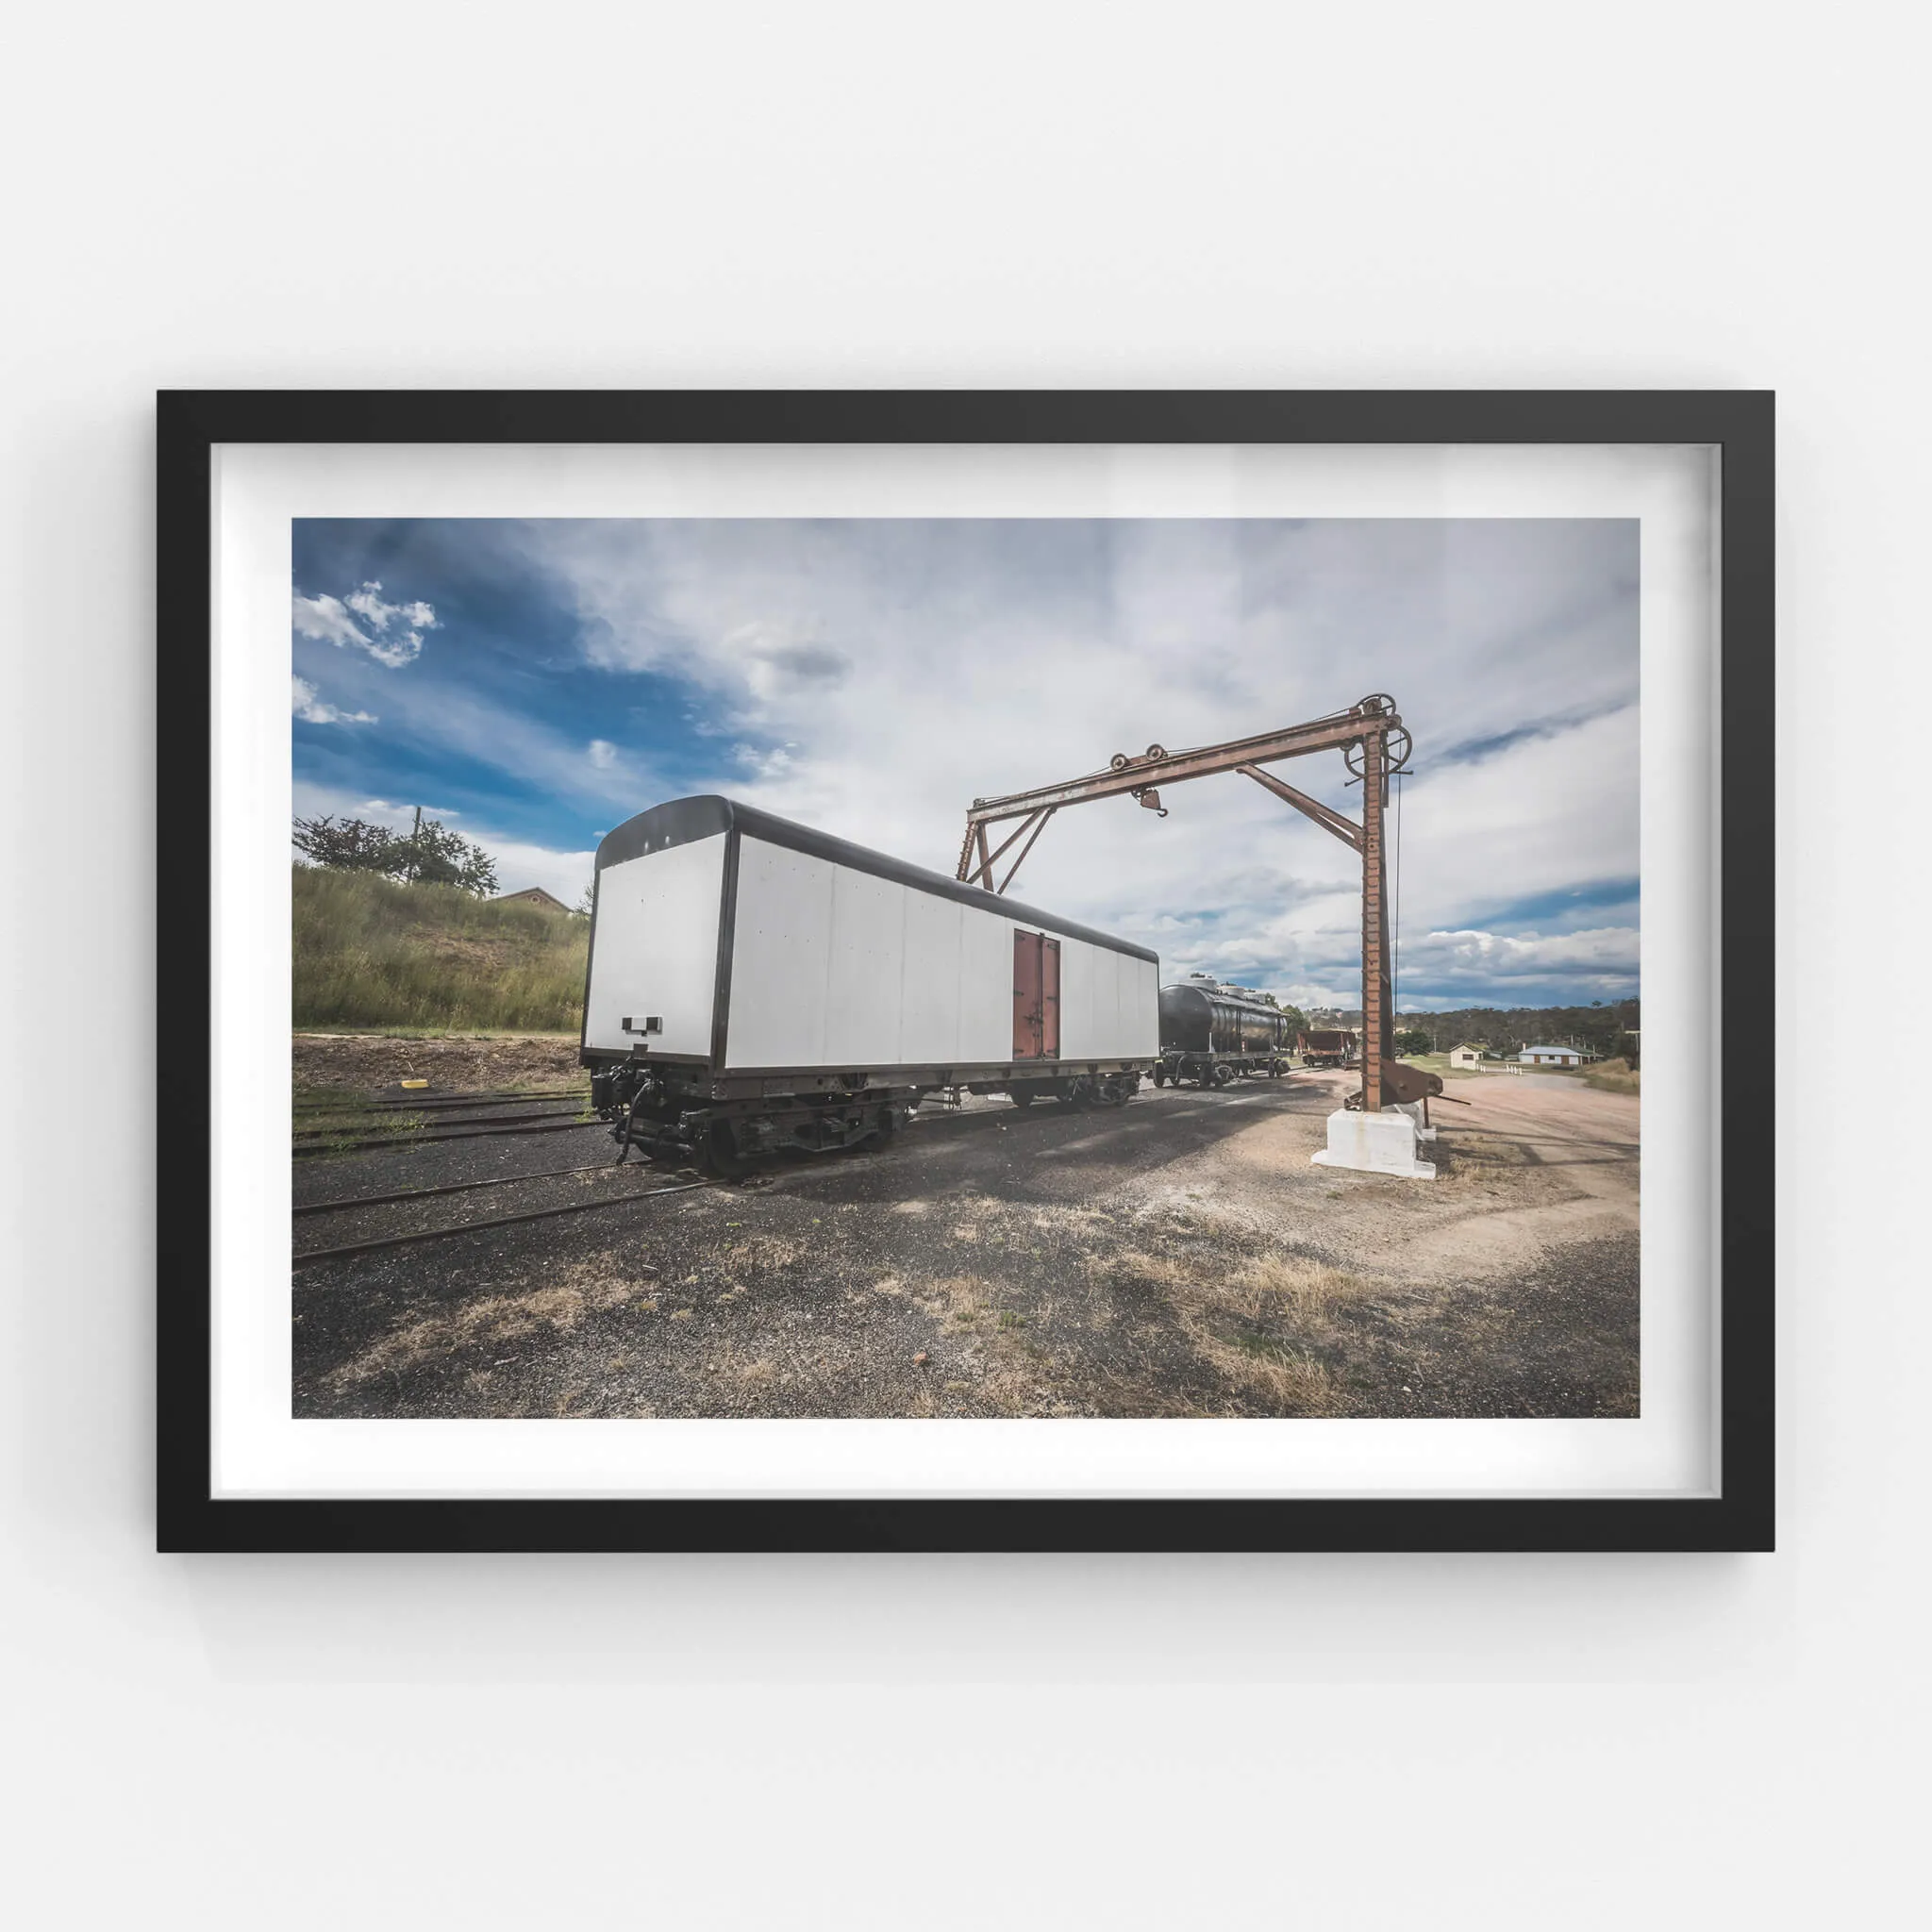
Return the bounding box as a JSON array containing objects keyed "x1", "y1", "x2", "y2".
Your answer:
[{"x1": 1358, "y1": 723, "x2": 1391, "y2": 1114}]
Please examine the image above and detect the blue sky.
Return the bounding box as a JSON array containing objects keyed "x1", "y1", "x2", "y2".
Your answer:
[{"x1": 292, "y1": 516, "x2": 1639, "y2": 1009}]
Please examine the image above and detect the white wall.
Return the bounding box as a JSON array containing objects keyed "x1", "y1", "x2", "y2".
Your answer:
[
  {"x1": 1058, "y1": 940, "x2": 1160, "y2": 1060},
  {"x1": 1, "y1": 5, "x2": 1923, "y2": 1928},
  {"x1": 725, "y1": 835, "x2": 1154, "y2": 1069},
  {"x1": 581, "y1": 836, "x2": 725, "y2": 1056}
]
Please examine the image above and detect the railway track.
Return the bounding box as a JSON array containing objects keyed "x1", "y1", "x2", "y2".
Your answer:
[
  {"x1": 291, "y1": 1174, "x2": 715, "y2": 1267},
  {"x1": 293, "y1": 1097, "x2": 579, "y2": 1128},
  {"x1": 293, "y1": 1087, "x2": 584, "y2": 1116},
  {"x1": 291, "y1": 1112, "x2": 602, "y2": 1158},
  {"x1": 294, "y1": 1158, "x2": 689, "y2": 1216}
]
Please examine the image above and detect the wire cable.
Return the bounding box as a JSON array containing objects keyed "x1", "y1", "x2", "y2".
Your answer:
[{"x1": 1391, "y1": 770, "x2": 1404, "y2": 1024}]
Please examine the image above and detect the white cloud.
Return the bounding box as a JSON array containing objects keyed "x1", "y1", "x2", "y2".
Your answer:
[
  {"x1": 347, "y1": 582, "x2": 436, "y2": 632},
  {"x1": 1398, "y1": 924, "x2": 1641, "y2": 997},
  {"x1": 359, "y1": 797, "x2": 459, "y2": 818},
  {"x1": 517, "y1": 517, "x2": 1640, "y2": 1004},
  {"x1": 325, "y1": 517, "x2": 1638, "y2": 1012},
  {"x1": 293, "y1": 579, "x2": 438, "y2": 669},
  {"x1": 291, "y1": 675, "x2": 375, "y2": 724},
  {"x1": 732, "y1": 741, "x2": 795, "y2": 781}
]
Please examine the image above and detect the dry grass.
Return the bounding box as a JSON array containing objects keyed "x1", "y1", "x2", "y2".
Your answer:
[
  {"x1": 1213, "y1": 1338, "x2": 1337, "y2": 1410},
  {"x1": 721, "y1": 1236, "x2": 802, "y2": 1272},
  {"x1": 909, "y1": 1272, "x2": 1051, "y2": 1414},
  {"x1": 1233, "y1": 1254, "x2": 1381, "y2": 1324},
  {"x1": 328, "y1": 1261, "x2": 657, "y2": 1389},
  {"x1": 1101, "y1": 1245, "x2": 1380, "y2": 1416},
  {"x1": 922, "y1": 1273, "x2": 993, "y2": 1330},
  {"x1": 1584, "y1": 1057, "x2": 1641, "y2": 1094}
]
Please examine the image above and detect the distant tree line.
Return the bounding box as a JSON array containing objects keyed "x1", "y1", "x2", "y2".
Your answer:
[
  {"x1": 1389, "y1": 998, "x2": 1641, "y2": 1061},
  {"x1": 292, "y1": 811, "x2": 499, "y2": 897}
]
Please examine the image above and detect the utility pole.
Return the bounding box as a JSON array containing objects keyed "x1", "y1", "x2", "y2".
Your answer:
[{"x1": 1358, "y1": 725, "x2": 1390, "y2": 1118}]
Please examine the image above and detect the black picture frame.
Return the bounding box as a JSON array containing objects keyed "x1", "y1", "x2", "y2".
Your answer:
[{"x1": 158, "y1": 389, "x2": 1774, "y2": 1554}]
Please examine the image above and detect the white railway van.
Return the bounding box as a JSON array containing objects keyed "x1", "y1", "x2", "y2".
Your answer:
[{"x1": 581, "y1": 796, "x2": 1159, "y2": 1170}]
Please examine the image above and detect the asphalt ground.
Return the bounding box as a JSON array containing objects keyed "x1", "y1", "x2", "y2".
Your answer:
[{"x1": 291, "y1": 1067, "x2": 1641, "y2": 1421}]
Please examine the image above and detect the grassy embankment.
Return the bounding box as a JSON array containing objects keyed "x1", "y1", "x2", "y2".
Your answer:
[
  {"x1": 292, "y1": 864, "x2": 588, "y2": 1032},
  {"x1": 1583, "y1": 1057, "x2": 1641, "y2": 1094}
]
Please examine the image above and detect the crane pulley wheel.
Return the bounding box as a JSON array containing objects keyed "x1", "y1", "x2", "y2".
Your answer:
[{"x1": 1344, "y1": 723, "x2": 1413, "y2": 780}]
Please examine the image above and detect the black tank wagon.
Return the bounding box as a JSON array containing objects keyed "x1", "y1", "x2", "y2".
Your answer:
[{"x1": 1153, "y1": 981, "x2": 1291, "y2": 1088}]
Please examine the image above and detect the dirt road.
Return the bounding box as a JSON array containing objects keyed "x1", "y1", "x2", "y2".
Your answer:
[{"x1": 294, "y1": 1031, "x2": 581, "y2": 1092}]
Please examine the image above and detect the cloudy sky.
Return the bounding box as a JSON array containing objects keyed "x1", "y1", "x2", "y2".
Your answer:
[{"x1": 291, "y1": 517, "x2": 1639, "y2": 1010}]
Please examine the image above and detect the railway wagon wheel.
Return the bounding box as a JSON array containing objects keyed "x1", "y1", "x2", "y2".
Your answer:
[
  {"x1": 701, "y1": 1120, "x2": 749, "y2": 1178},
  {"x1": 1010, "y1": 1088, "x2": 1036, "y2": 1108},
  {"x1": 1211, "y1": 1062, "x2": 1234, "y2": 1088}
]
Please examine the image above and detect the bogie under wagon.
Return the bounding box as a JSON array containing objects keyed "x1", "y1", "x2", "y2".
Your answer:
[{"x1": 581, "y1": 797, "x2": 1160, "y2": 1171}]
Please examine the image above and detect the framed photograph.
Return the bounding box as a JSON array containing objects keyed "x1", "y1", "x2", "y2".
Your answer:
[{"x1": 158, "y1": 390, "x2": 1773, "y2": 1552}]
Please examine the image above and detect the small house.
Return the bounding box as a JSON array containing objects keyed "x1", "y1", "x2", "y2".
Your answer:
[
  {"x1": 494, "y1": 886, "x2": 572, "y2": 916},
  {"x1": 1448, "y1": 1044, "x2": 1488, "y2": 1069},
  {"x1": 1519, "y1": 1043, "x2": 1589, "y2": 1068}
]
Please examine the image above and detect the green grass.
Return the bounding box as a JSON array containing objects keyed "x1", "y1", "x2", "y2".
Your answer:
[
  {"x1": 1398, "y1": 1052, "x2": 1484, "y2": 1080},
  {"x1": 292, "y1": 865, "x2": 589, "y2": 1031}
]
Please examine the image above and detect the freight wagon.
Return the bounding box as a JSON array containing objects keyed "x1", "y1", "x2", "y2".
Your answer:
[
  {"x1": 1153, "y1": 982, "x2": 1291, "y2": 1086},
  {"x1": 1297, "y1": 1028, "x2": 1358, "y2": 1068},
  {"x1": 581, "y1": 797, "x2": 1160, "y2": 1171}
]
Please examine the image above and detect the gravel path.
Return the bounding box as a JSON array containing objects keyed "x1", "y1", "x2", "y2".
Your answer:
[{"x1": 291, "y1": 1064, "x2": 1641, "y2": 1421}]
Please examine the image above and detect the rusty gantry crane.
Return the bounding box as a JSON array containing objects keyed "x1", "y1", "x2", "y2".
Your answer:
[{"x1": 955, "y1": 693, "x2": 1421, "y2": 1122}]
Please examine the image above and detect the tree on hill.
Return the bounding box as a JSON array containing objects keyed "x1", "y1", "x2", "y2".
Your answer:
[
  {"x1": 291, "y1": 814, "x2": 398, "y2": 874},
  {"x1": 393, "y1": 817, "x2": 498, "y2": 894},
  {"x1": 292, "y1": 811, "x2": 498, "y2": 897}
]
